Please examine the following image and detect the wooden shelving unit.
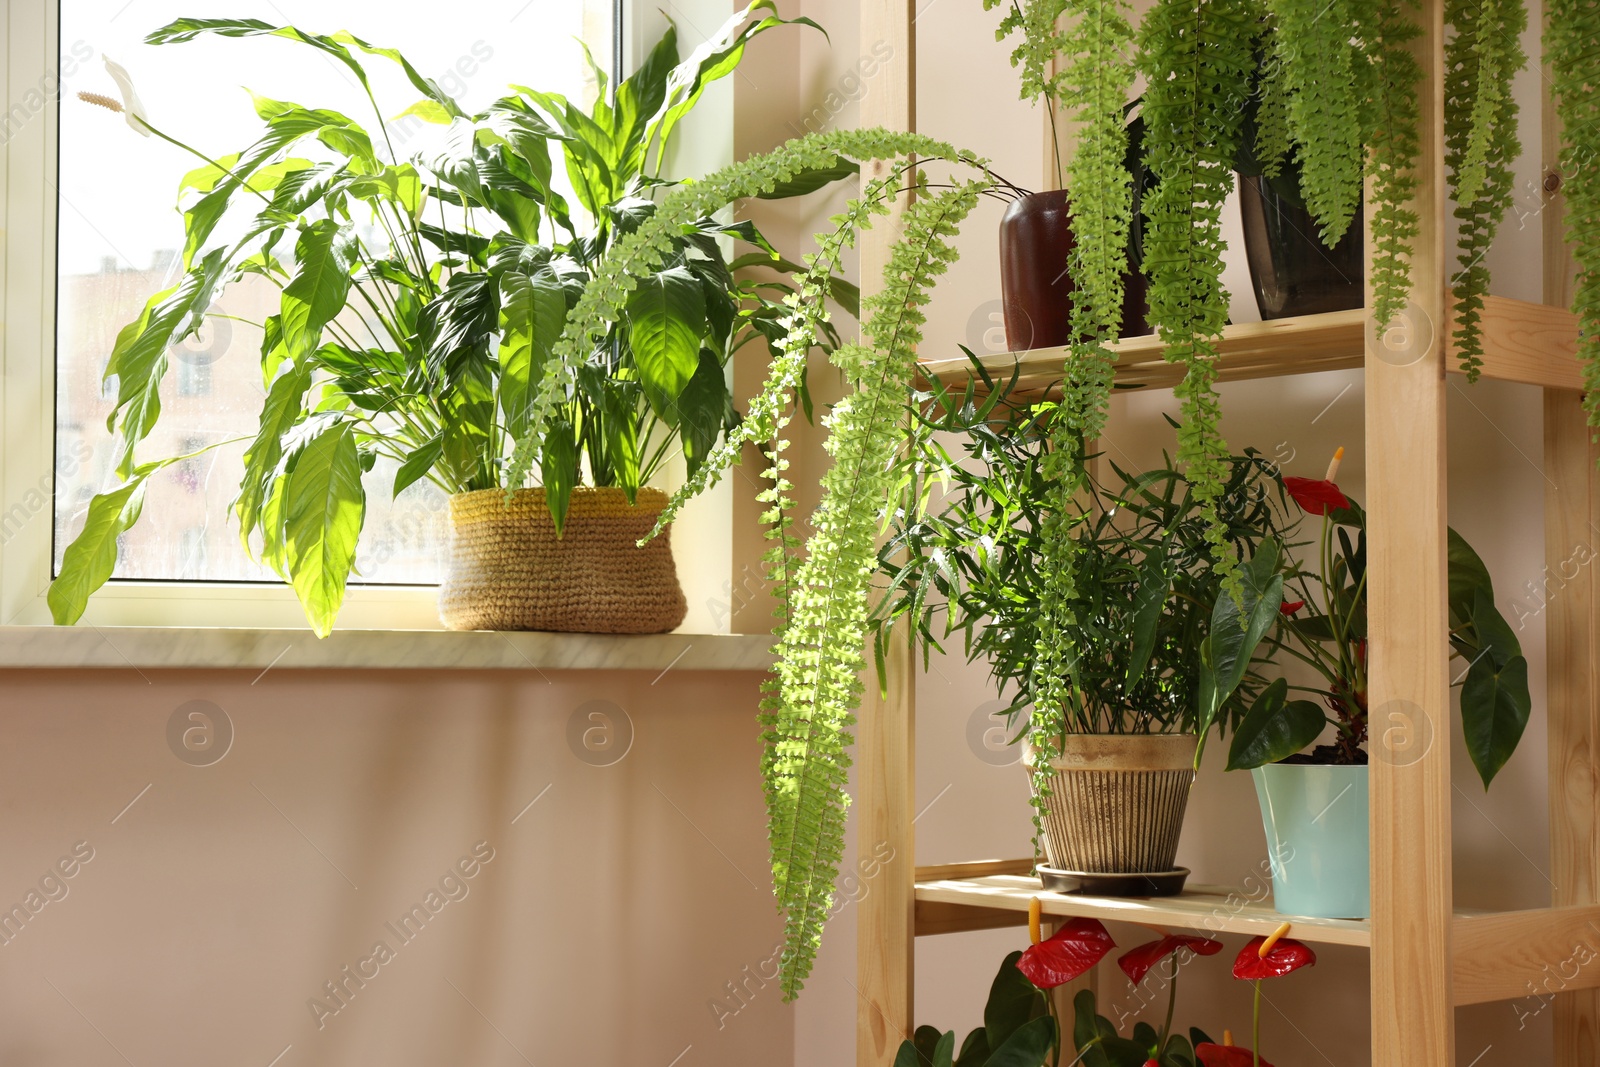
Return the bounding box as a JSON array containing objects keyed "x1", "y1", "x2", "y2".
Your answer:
[{"x1": 851, "y1": 0, "x2": 1600, "y2": 1064}]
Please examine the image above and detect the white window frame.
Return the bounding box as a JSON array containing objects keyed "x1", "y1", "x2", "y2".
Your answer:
[{"x1": 1, "y1": 0, "x2": 734, "y2": 632}]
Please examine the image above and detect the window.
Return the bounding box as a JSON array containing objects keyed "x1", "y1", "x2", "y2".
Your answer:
[
  {"x1": 2, "y1": 0, "x2": 735, "y2": 630},
  {"x1": 50, "y1": 0, "x2": 613, "y2": 592}
]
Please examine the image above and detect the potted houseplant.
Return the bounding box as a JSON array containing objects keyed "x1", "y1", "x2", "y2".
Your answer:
[
  {"x1": 986, "y1": 3, "x2": 1150, "y2": 353},
  {"x1": 49, "y1": 5, "x2": 837, "y2": 636},
  {"x1": 875, "y1": 374, "x2": 1283, "y2": 889},
  {"x1": 1208, "y1": 451, "x2": 1532, "y2": 918}
]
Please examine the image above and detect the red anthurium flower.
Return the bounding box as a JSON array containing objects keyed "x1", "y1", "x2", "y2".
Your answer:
[
  {"x1": 1232, "y1": 936, "x2": 1317, "y2": 980},
  {"x1": 1144, "y1": 1060, "x2": 1162, "y2": 1067},
  {"x1": 1116, "y1": 934, "x2": 1224, "y2": 985},
  {"x1": 1279, "y1": 599, "x2": 1305, "y2": 615},
  {"x1": 1196, "y1": 1044, "x2": 1275, "y2": 1067},
  {"x1": 1016, "y1": 917, "x2": 1115, "y2": 989},
  {"x1": 1283, "y1": 476, "x2": 1351, "y2": 517}
]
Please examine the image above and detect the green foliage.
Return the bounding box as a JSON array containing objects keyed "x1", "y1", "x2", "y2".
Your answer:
[
  {"x1": 1446, "y1": 0, "x2": 1528, "y2": 378},
  {"x1": 876, "y1": 386, "x2": 1282, "y2": 741},
  {"x1": 542, "y1": 126, "x2": 1002, "y2": 998},
  {"x1": 1137, "y1": 0, "x2": 1256, "y2": 597},
  {"x1": 53, "y1": 6, "x2": 828, "y2": 634},
  {"x1": 1549, "y1": 0, "x2": 1600, "y2": 438},
  {"x1": 1268, "y1": 0, "x2": 1365, "y2": 245},
  {"x1": 893, "y1": 950, "x2": 1057, "y2": 1067},
  {"x1": 1357, "y1": 0, "x2": 1423, "y2": 326},
  {"x1": 1215, "y1": 480, "x2": 1532, "y2": 784}
]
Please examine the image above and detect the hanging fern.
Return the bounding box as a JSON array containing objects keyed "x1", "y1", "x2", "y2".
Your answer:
[
  {"x1": 1445, "y1": 0, "x2": 1527, "y2": 378},
  {"x1": 1548, "y1": 0, "x2": 1600, "y2": 434},
  {"x1": 1138, "y1": 0, "x2": 1256, "y2": 593},
  {"x1": 1268, "y1": 0, "x2": 1365, "y2": 243},
  {"x1": 1253, "y1": 22, "x2": 1294, "y2": 180},
  {"x1": 507, "y1": 129, "x2": 1003, "y2": 999},
  {"x1": 1355, "y1": 0, "x2": 1423, "y2": 326}
]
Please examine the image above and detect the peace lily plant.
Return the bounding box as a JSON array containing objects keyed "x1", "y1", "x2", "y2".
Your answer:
[{"x1": 51, "y1": 7, "x2": 841, "y2": 636}]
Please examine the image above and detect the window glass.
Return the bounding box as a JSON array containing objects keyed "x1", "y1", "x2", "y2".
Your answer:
[{"x1": 55, "y1": 1, "x2": 611, "y2": 583}]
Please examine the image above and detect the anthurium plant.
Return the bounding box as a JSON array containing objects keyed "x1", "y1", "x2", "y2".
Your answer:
[
  {"x1": 50, "y1": 6, "x2": 843, "y2": 635},
  {"x1": 1206, "y1": 452, "x2": 1532, "y2": 787}
]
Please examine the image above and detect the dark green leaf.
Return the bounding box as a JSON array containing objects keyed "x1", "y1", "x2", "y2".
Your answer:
[
  {"x1": 1226, "y1": 677, "x2": 1327, "y2": 770},
  {"x1": 1196, "y1": 541, "x2": 1284, "y2": 752},
  {"x1": 627, "y1": 265, "x2": 706, "y2": 416},
  {"x1": 756, "y1": 157, "x2": 859, "y2": 199},
  {"x1": 984, "y1": 1016, "x2": 1055, "y2": 1067},
  {"x1": 984, "y1": 949, "x2": 1043, "y2": 1050}
]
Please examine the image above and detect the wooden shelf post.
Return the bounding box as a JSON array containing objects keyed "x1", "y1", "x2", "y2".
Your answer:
[
  {"x1": 856, "y1": 2, "x2": 918, "y2": 1066},
  {"x1": 1365, "y1": 0, "x2": 1455, "y2": 1059}
]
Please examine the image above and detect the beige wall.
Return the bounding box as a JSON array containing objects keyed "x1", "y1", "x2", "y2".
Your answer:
[{"x1": 0, "y1": 667, "x2": 791, "y2": 1066}]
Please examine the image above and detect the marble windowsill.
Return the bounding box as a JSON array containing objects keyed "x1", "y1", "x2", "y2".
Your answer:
[{"x1": 0, "y1": 625, "x2": 776, "y2": 672}]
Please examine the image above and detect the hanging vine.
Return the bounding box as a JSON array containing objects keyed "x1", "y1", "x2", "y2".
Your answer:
[
  {"x1": 1548, "y1": 0, "x2": 1600, "y2": 434},
  {"x1": 1445, "y1": 0, "x2": 1527, "y2": 378},
  {"x1": 1355, "y1": 0, "x2": 1424, "y2": 326},
  {"x1": 1138, "y1": 0, "x2": 1256, "y2": 595}
]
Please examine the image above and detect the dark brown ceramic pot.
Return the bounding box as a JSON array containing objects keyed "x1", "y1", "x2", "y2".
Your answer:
[
  {"x1": 998, "y1": 190, "x2": 1152, "y2": 351},
  {"x1": 1238, "y1": 174, "x2": 1364, "y2": 319}
]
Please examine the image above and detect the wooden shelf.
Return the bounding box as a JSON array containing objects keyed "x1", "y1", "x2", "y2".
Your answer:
[
  {"x1": 916, "y1": 295, "x2": 1582, "y2": 395},
  {"x1": 913, "y1": 863, "x2": 1600, "y2": 1009},
  {"x1": 913, "y1": 861, "x2": 1371, "y2": 947}
]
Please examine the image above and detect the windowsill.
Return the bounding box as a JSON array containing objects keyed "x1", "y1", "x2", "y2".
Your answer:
[{"x1": 0, "y1": 625, "x2": 775, "y2": 673}]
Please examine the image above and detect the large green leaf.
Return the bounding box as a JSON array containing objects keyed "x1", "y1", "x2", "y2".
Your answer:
[
  {"x1": 627, "y1": 265, "x2": 705, "y2": 417},
  {"x1": 1196, "y1": 540, "x2": 1284, "y2": 758},
  {"x1": 1225, "y1": 677, "x2": 1327, "y2": 770},
  {"x1": 49, "y1": 471, "x2": 150, "y2": 624},
  {"x1": 1126, "y1": 546, "x2": 1172, "y2": 687},
  {"x1": 441, "y1": 356, "x2": 496, "y2": 491},
  {"x1": 983, "y1": 949, "x2": 1042, "y2": 1050},
  {"x1": 393, "y1": 435, "x2": 444, "y2": 498},
  {"x1": 497, "y1": 268, "x2": 567, "y2": 439},
  {"x1": 280, "y1": 220, "x2": 357, "y2": 361},
  {"x1": 600, "y1": 379, "x2": 643, "y2": 498},
  {"x1": 646, "y1": 0, "x2": 826, "y2": 171},
  {"x1": 541, "y1": 418, "x2": 579, "y2": 535},
  {"x1": 985, "y1": 1017, "x2": 1055, "y2": 1067},
  {"x1": 281, "y1": 421, "x2": 366, "y2": 637},
  {"x1": 1462, "y1": 586, "x2": 1532, "y2": 787},
  {"x1": 676, "y1": 348, "x2": 731, "y2": 479},
  {"x1": 1447, "y1": 526, "x2": 1494, "y2": 623},
  {"x1": 756, "y1": 157, "x2": 860, "y2": 199},
  {"x1": 50, "y1": 444, "x2": 225, "y2": 623},
  {"x1": 104, "y1": 248, "x2": 232, "y2": 476},
  {"x1": 236, "y1": 361, "x2": 313, "y2": 551}
]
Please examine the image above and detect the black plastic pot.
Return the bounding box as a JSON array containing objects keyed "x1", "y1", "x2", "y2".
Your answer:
[
  {"x1": 997, "y1": 189, "x2": 1152, "y2": 352},
  {"x1": 1237, "y1": 175, "x2": 1364, "y2": 320}
]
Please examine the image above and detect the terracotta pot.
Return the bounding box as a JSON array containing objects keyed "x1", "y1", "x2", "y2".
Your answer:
[
  {"x1": 438, "y1": 487, "x2": 687, "y2": 634},
  {"x1": 997, "y1": 190, "x2": 1152, "y2": 352},
  {"x1": 1026, "y1": 733, "x2": 1197, "y2": 873},
  {"x1": 1238, "y1": 175, "x2": 1364, "y2": 319}
]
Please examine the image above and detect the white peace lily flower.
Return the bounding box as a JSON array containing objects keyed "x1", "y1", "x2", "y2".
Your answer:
[{"x1": 102, "y1": 56, "x2": 151, "y2": 136}]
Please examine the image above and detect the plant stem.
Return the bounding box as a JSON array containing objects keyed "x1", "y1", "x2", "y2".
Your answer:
[
  {"x1": 1253, "y1": 979, "x2": 1262, "y2": 1067},
  {"x1": 138, "y1": 120, "x2": 273, "y2": 206},
  {"x1": 1160, "y1": 968, "x2": 1178, "y2": 1053}
]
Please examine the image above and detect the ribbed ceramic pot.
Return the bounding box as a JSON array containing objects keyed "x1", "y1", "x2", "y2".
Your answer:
[
  {"x1": 1026, "y1": 734, "x2": 1198, "y2": 873},
  {"x1": 1252, "y1": 763, "x2": 1370, "y2": 919},
  {"x1": 438, "y1": 487, "x2": 687, "y2": 634}
]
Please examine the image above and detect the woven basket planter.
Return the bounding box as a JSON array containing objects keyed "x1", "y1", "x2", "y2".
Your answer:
[
  {"x1": 1026, "y1": 733, "x2": 1198, "y2": 873},
  {"x1": 438, "y1": 487, "x2": 687, "y2": 634}
]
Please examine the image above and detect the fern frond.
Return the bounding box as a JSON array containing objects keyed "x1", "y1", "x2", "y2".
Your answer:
[
  {"x1": 1269, "y1": 0, "x2": 1366, "y2": 243},
  {"x1": 1356, "y1": 0, "x2": 1423, "y2": 326},
  {"x1": 1138, "y1": 0, "x2": 1256, "y2": 597},
  {"x1": 1445, "y1": 0, "x2": 1527, "y2": 378},
  {"x1": 1547, "y1": 0, "x2": 1600, "y2": 436},
  {"x1": 767, "y1": 182, "x2": 987, "y2": 997}
]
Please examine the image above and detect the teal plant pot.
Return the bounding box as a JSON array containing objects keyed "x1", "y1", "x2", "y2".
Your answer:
[{"x1": 1251, "y1": 763, "x2": 1370, "y2": 919}]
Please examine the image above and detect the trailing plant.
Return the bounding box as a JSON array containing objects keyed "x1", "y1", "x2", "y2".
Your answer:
[
  {"x1": 1547, "y1": 0, "x2": 1600, "y2": 429},
  {"x1": 1445, "y1": 0, "x2": 1528, "y2": 378},
  {"x1": 875, "y1": 373, "x2": 1281, "y2": 744},
  {"x1": 53, "y1": 6, "x2": 836, "y2": 634},
  {"x1": 1355, "y1": 0, "x2": 1423, "y2": 326},
  {"x1": 1137, "y1": 0, "x2": 1256, "y2": 591},
  {"x1": 503, "y1": 126, "x2": 1012, "y2": 997},
  {"x1": 1267, "y1": 0, "x2": 1365, "y2": 245},
  {"x1": 1208, "y1": 455, "x2": 1533, "y2": 787}
]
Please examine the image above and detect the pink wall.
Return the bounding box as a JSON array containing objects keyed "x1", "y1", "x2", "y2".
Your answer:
[{"x1": 0, "y1": 667, "x2": 792, "y2": 1066}]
